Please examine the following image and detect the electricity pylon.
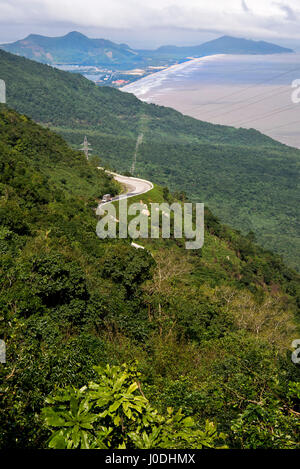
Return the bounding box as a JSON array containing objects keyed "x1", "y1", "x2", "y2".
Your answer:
[
  {"x1": 80, "y1": 136, "x2": 92, "y2": 160},
  {"x1": 0, "y1": 79, "x2": 6, "y2": 104}
]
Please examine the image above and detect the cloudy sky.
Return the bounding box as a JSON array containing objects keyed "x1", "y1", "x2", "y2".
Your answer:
[{"x1": 1, "y1": 0, "x2": 300, "y2": 48}]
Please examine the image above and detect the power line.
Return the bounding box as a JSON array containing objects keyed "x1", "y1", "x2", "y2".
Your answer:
[
  {"x1": 209, "y1": 85, "x2": 289, "y2": 122},
  {"x1": 205, "y1": 84, "x2": 286, "y2": 118},
  {"x1": 232, "y1": 102, "x2": 295, "y2": 127},
  {"x1": 264, "y1": 118, "x2": 300, "y2": 132},
  {"x1": 131, "y1": 133, "x2": 144, "y2": 175},
  {"x1": 203, "y1": 65, "x2": 300, "y2": 117}
]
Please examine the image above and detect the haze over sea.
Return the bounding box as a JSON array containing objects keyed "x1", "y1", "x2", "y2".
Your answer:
[{"x1": 122, "y1": 53, "x2": 300, "y2": 149}]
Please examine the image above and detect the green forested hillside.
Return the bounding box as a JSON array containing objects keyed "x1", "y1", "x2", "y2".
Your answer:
[
  {"x1": 0, "y1": 49, "x2": 299, "y2": 270},
  {"x1": 0, "y1": 107, "x2": 299, "y2": 449}
]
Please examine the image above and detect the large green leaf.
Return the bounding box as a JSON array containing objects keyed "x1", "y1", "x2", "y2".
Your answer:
[{"x1": 42, "y1": 408, "x2": 68, "y2": 427}]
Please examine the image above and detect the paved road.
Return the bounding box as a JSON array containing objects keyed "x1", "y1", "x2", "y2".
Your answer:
[
  {"x1": 98, "y1": 169, "x2": 154, "y2": 206},
  {"x1": 96, "y1": 170, "x2": 154, "y2": 251}
]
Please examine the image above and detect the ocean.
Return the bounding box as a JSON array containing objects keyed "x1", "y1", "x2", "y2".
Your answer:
[{"x1": 122, "y1": 53, "x2": 300, "y2": 149}]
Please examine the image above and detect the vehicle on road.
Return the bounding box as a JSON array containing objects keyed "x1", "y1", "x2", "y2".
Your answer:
[{"x1": 101, "y1": 194, "x2": 112, "y2": 203}]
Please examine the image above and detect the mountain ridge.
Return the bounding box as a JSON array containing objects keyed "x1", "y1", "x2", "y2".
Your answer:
[
  {"x1": 0, "y1": 32, "x2": 293, "y2": 66},
  {"x1": 145, "y1": 35, "x2": 294, "y2": 57},
  {"x1": 0, "y1": 31, "x2": 138, "y2": 66}
]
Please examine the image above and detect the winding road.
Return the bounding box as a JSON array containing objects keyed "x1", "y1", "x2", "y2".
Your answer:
[
  {"x1": 96, "y1": 170, "x2": 153, "y2": 250},
  {"x1": 98, "y1": 169, "x2": 154, "y2": 206}
]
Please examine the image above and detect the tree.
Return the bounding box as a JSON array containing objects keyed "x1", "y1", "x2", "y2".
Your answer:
[
  {"x1": 231, "y1": 382, "x2": 300, "y2": 449},
  {"x1": 42, "y1": 363, "x2": 226, "y2": 449}
]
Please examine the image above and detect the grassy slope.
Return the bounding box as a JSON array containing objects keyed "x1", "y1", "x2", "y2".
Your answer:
[{"x1": 0, "y1": 49, "x2": 299, "y2": 269}]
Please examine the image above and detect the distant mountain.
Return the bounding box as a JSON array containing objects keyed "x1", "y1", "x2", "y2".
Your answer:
[
  {"x1": 144, "y1": 35, "x2": 294, "y2": 58},
  {"x1": 0, "y1": 31, "x2": 142, "y2": 66},
  {"x1": 200, "y1": 35, "x2": 293, "y2": 55},
  {"x1": 0, "y1": 32, "x2": 293, "y2": 67}
]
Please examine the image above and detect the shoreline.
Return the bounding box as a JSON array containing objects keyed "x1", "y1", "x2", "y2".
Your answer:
[
  {"x1": 120, "y1": 52, "x2": 300, "y2": 149},
  {"x1": 121, "y1": 54, "x2": 225, "y2": 97}
]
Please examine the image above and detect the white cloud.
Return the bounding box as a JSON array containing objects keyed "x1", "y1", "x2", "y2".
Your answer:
[
  {"x1": 274, "y1": 2, "x2": 297, "y2": 21},
  {"x1": 241, "y1": 0, "x2": 250, "y2": 12},
  {"x1": 1, "y1": 0, "x2": 300, "y2": 44}
]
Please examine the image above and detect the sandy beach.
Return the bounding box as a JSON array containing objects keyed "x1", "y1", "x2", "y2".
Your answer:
[{"x1": 122, "y1": 53, "x2": 300, "y2": 149}]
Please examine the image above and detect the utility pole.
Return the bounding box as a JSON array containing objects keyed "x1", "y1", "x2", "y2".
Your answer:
[{"x1": 80, "y1": 136, "x2": 92, "y2": 160}]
